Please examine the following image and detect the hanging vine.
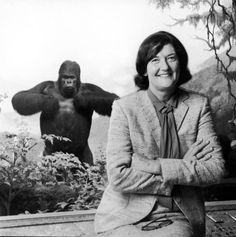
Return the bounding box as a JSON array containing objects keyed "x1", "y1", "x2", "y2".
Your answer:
[{"x1": 206, "y1": 0, "x2": 236, "y2": 118}]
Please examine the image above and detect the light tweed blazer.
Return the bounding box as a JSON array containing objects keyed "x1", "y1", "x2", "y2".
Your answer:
[{"x1": 95, "y1": 89, "x2": 225, "y2": 234}]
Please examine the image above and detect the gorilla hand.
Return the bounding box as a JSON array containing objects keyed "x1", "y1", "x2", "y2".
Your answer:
[{"x1": 42, "y1": 95, "x2": 59, "y2": 116}]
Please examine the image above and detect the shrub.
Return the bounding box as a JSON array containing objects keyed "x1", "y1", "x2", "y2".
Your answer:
[{"x1": 0, "y1": 132, "x2": 107, "y2": 215}]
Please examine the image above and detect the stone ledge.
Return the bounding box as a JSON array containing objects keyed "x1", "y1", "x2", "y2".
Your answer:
[
  {"x1": 0, "y1": 209, "x2": 96, "y2": 229},
  {"x1": 205, "y1": 200, "x2": 236, "y2": 211},
  {"x1": 1, "y1": 201, "x2": 236, "y2": 229},
  {"x1": 0, "y1": 178, "x2": 236, "y2": 236}
]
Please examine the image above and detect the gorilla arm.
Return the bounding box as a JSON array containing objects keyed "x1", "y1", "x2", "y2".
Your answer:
[
  {"x1": 12, "y1": 81, "x2": 59, "y2": 116},
  {"x1": 73, "y1": 83, "x2": 119, "y2": 116}
]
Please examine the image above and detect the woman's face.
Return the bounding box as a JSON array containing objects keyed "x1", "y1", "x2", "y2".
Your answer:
[{"x1": 146, "y1": 43, "x2": 180, "y2": 95}]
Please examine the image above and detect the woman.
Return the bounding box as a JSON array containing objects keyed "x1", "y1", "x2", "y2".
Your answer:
[{"x1": 94, "y1": 31, "x2": 225, "y2": 237}]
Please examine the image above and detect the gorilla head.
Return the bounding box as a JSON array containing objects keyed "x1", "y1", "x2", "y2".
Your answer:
[{"x1": 58, "y1": 60, "x2": 81, "y2": 98}]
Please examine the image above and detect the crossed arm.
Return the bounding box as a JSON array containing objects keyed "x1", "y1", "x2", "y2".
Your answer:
[{"x1": 107, "y1": 99, "x2": 225, "y2": 195}]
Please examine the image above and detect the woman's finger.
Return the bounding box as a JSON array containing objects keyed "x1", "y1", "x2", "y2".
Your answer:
[
  {"x1": 192, "y1": 140, "x2": 210, "y2": 155},
  {"x1": 199, "y1": 154, "x2": 212, "y2": 162},
  {"x1": 188, "y1": 139, "x2": 203, "y2": 153},
  {"x1": 195, "y1": 147, "x2": 214, "y2": 159}
]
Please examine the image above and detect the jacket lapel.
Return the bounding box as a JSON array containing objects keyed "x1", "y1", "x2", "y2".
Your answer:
[
  {"x1": 174, "y1": 89, "x2": 189, "y2": 131},
  {"x1": 137, "y1": 91, "x2": 161, "y2": 146}
]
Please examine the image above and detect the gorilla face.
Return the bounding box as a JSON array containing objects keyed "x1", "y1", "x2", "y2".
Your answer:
[
  {"x1": 58, "y1": 60, "x2": 81, "y2": 98},
  {"x1": 60, "y1": 74, "x2": 78, "y2": 98}
]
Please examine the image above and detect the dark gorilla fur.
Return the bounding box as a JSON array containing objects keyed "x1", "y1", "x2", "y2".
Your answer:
[{"x1": 12, "y1": 60, "x2": 119, "y2": 165}]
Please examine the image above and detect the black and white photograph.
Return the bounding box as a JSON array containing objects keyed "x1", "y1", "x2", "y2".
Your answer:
[{"x1": 0, "y1": 0, "x2": 236, "y2": 236}]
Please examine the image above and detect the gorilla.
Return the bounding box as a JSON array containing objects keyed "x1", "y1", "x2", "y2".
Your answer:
[{"x1": 12, "y1": 60, "x2": 118, "y2": 165}]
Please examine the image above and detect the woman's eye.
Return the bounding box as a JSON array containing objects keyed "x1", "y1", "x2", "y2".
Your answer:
[
  {"x1": 167, "y1": 56, "x2": 177, "y2": 62},
  {"x1": 151, "y1": 57, "x2": 160, "y2": 63}
]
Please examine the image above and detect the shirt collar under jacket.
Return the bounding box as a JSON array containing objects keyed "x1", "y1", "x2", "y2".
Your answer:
[{"x1": 147, "y1": 88, "x2": 178, "y2": 113}]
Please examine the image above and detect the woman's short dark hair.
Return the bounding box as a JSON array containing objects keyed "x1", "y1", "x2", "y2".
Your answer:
[{"x1": 134, "y1": 31, "x2": 192, "y2": 90}]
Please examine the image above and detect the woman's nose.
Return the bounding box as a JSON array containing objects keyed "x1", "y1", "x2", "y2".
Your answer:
[{"x1": 159, "y1": 59, "x2": 169, "y2": 70}]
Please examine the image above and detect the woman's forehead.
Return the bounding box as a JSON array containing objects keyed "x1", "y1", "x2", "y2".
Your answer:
[
  {"x1": 147, "y1": 43, "x2": 176, "y2": 60},
  {"x1": 154, "y1": 44, "x2": 176, "y2": 55}
]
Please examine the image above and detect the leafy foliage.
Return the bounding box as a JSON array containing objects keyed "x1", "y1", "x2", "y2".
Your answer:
[
  {"x1": 0, "y1": 132, "x2": 107, "y2": 215},
  {"x1": 39, "y1": 151, "x2": 107, "y2": 211},
  {"x1": 150, "y1": 0, "x2": 209, "y2": 10},
  {"x1": 0, "y1": 131, "x2": 40, "y2": 215}
]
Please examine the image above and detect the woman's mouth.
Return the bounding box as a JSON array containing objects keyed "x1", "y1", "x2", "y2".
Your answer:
[{"x1": 157, "y1": 73, "x2": 171, "y2": 77}]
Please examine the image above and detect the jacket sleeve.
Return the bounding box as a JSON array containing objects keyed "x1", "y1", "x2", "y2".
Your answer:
[
  {"x1": 159, "y1": 97, "x2": 225, "y2": 186},
  {"x1": 107, "y1": 100, "x2": 172, "y2": 195}
]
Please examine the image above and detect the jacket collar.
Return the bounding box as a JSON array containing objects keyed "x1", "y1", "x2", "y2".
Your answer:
[{"x1": 138, "y1": 89, "x2": 189, "y2": 144}]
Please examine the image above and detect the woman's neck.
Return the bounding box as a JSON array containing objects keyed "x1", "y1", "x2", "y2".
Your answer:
[{"x1": 149, "y1": 87, "x2": 175, "y2": 102}]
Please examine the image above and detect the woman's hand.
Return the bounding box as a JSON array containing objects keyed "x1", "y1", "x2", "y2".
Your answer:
[{"x1": 183, "y1": 139, "x2": 214, "y2": 161}]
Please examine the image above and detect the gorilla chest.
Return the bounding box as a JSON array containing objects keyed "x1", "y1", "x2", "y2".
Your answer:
[
  {"x1": 58, "y1": 99, "x2": 74, "y2": 114},
  {"x1": 54, "y1": 100, "x2": 86, "y2": 135},
  {"x1": 41, "y1": 98, "x2": 91, "y2": 141}
]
